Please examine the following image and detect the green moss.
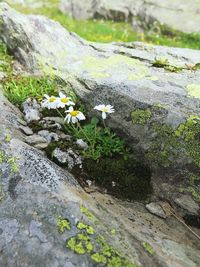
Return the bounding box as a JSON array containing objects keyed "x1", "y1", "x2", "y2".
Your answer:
[
  {"x1": 0, "y1": 186, "x2": 5, "y2": 202},
  {"x1": 82, "y1": 156, "x2": 152, "y2": 201},
  {"x1": 0, "y1": 150, "x2": 19, "y2": 173},
  {"x1": 91, "y1": 253, "x2": 107, "y2": 264},
  {"x1": 152, "y1": 57, "x2": 183, "y2": 73},
  {"x1": 61, "y1": 210, "x2": 137, "y2": 266},
  {"x1": 67, "y1": 237, "x2": 86, "y2": 255},
  {"x1": 186, "y1": 84, "x2": 200, "y2": 100},
  {"x1": 80, "y1": 205, "x2": 96, "y2": 222},
  {"x1": 110, "y1": 229, "x2": 116, "y2": 235},
  {"x1": 76, "y1": 222, "x2": 95, "y2": 235},
  {"x1": 57, "y1": 216, "x2": 71, "y2": 233},
  {"x1": 147, "y1": 115, "x2": 200, "y2": 168},
  {"x1": 5, "y1": 134, "x2": 11, "y2": 142},
  {"x1": 131, "y1": 109, "x2": 152, "y2": 125},
  {"x1": 142, "y1": 242, "x2": 154, "y2": 255}
]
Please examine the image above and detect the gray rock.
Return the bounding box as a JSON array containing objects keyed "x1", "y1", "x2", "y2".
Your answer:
[
  {"x1": 59, "y1": 0, "x2": 200, "y2": 34},
  {"x1": 18, "y1": 125, "x2": 33, "y2": 135},
  {"x1": 0, "y1": 82, "x2": 200, "y2": 267},
  {"x1": 40, "y1": 117, "x2": 64, "y2": 130},
  {"x1": 76, "y1": 139, "x2": 88, "y2": 150},
  {"x1": 52, "y1": 147, "x2": 82, "y2": 170},
  {"x1": 25, "y1": 134, "x2": 47, "y2": 145},
  {"x1": 57, "y1": 131, "x2": 72, "y2": 141},
  {"x1": 60, "y1": 0, "x2": 97, "y2": 20},
  {"x1": 175, "y1": 195, "x2": 199, "y2": 215},
  {"x1": 38, "y1": 130, "x2": 60, "y2": 143},
  {"x1": 34, "y1": 143, "x2": 49, "y2": 150},
  {"x1": 146, "y1": 202, "x2": 167, "y2": 219},
  {"x1": 22, "y1": 98, "x2": 41, "y2": 123},
  {"x1": 0, "y1": 4, "x2": 199, "y2": 207}
]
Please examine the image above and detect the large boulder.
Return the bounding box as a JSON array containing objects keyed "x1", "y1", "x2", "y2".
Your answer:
[
  {"x1": 59, "y1": 0, "x2": 200, "y2": 33},
  {"x1": 0, "y1": 68, "x2": 200, "y2": 267},
  {"x1": 0, "y1": 2, "x2": 200, "y2": 212}
]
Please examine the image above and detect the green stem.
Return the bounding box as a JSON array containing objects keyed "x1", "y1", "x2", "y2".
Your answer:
[{"x1": 56, "y1": 108, "x2": 64, "y2": 119}]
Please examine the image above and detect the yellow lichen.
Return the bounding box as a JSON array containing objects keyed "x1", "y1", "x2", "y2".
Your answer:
[{"x1": 186, "y1": 84, "x2": 200, "y2": 99}]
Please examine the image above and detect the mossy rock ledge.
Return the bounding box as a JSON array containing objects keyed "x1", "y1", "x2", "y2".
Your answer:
[{"x1": 0, "y1": 3, "x2": 200, "y2": 211}]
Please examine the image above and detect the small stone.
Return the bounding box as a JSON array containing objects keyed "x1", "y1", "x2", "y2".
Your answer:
[
  {"x1": 18, "y1": 126, "x2": 33, "y2": 136},
  {"x1": 76, "y1": 139, "x2": 88, "y2": 150},
  {"x1": 43, "y1": 117, "x2": 64, "y2": 125},
  {"x1": 22, "y1": 98, "x2": 41, "y2": 123},
  {"x1": 52, "y1": 148, "x2": 82, "y2": 170},
  {"x1": 86, "y1": 180, "x2": 92, "y2": 187},
  {"x1": 146, "y1": 202, "x2": 167, "y2": 219},
  {"x1": 17, "y1": 118, "x2": 27, "y2": 126},
  {"x1": 38, "y1": 130, "x2": 59, "y2": 143},
  {"x1": 34, "y1": 143, "x2": 49, "y2": 149},
  {"x1": 175, "y1": 195, "x2": 199, "y2": 215},
  {"x1": 25, "y1": 134, "x2": 47, "y2": 145},
  {"x1": 57, "y1": 131, "x2": 72, "y2": 141}
]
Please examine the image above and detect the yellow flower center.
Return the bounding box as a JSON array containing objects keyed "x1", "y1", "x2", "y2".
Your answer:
[
  {"x1": 49, "y1": 97, "x2": 56, "y2": 103},
  {"x1": 61, "y1": 97, "x2": 69, "y2": 103},
  {"x1": 102, "y1": 108, "x2": 108, "y2": 112},
  {"x1": 70, "y1": 110, "x2": 79, "y2": 117}
]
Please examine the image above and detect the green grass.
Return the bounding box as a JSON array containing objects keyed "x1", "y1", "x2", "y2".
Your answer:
[
  {"x1": 0, "y1": 42, "x2": 13, "y2": 75},
  {"x1": 8, "y1": 0, "x2": 200, "y2": 50},
  {"x1": 3, "y1": 76, "x2": 58, "y2": 106}
]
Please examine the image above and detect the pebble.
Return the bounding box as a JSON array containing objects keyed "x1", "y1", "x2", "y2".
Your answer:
[
  {"x1": 25, "y1": 134, "x2": 47, "y2": 145},
  {"x1": 22, "y1": 98, "x2": 41, "y2": 123},
  {"x1": 146, "y1": 202, "x2": 167, "y2": 219},
  {"x1": 52, "y1": 148, "x2": 82, "y2": 170},
  {"x1": 38, "y1": 130, "x2": 59, "y2": 143},
  {"x1": 18, "y1": 125, "x2": 33, "y2": 136},
  {"x1": 175, "y1": 195, "x2": 199, "y2": 215},
  {"x1": 76, "y1": 139, "x2": 88, "y2": 150}
]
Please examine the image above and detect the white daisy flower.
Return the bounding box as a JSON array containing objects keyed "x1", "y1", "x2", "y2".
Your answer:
[
  {"x1": 64, "y1": 106, "x2": 86, "y2": 124},
  {"x1": 56, "y1": 92, "x2": 75, "y2": 108},
  {"x1": 94, "y1": 104, "x2": 115, "y2": 119},
  {"x1": 41, "y1": 94, "x2": 58, "y2": 109}
]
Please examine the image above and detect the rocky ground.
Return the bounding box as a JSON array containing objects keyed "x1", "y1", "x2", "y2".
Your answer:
[
  {"x1": 0, "y1": 2, "x2": 200, "y2": 267},
  {"x1": 59, "y1": 0, "x2": 200, "y2": 33}
]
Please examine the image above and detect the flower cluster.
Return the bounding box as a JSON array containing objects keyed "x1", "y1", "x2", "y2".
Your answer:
[{"x1": 42, "y1": 92, "x2": 115, "y2": 124}]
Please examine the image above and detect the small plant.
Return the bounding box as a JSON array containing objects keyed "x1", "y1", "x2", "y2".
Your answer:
[
  {"x1": 4, "y1": 76, "x2": 57, "y2": 106},
  {"x1": 41, "y1": 92, "x2": 127, "y2": 161}
]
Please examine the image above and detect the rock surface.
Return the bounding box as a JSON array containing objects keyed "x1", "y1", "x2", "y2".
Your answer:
[
  {"x1": 59, "y1": 0, "x2": 200, "y2": 34},
  {"x1": 0, "y1": 89, "x2": 200, "y2": 266},
  {"x1": 0, "y1": 3, "x2": 199, "y2": 211}
]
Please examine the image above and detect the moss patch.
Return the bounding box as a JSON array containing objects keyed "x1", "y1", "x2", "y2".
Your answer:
[
  {"x1": 131, "y1": 109, "x2": 152, "y2": 125},
  {"x1": 57, "y1": 216, "x2": 71, "y2": 233},
  {"x1": 142, "y1": 242, "x2": 154, "y2": 255},
  {"x1": 186, "y1": 84, "x2": 200, "y2": 100},
  {"x1": 75, "y1": 156, "x2": 152, "y2": 201},
  {"x1": 0, "y1": 150, "x2": 19, "y2": 173},
  {"x1": 82, "y1": 55, "x2": 150, "y2": 81},
  {"x1": 147, "y1": 115, "x2": 200, "y2": 168},
  {"x1": 80, "y1": 205, "x2": 96, "y2": 222},
  {"x1": 57, "y1": 206, "x2": 137, "y2": 266}
]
